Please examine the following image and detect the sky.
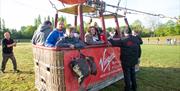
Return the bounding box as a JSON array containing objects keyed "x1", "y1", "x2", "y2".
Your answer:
[{"x1": 0, "y1": 0, "x2": 180, "y2": 30}]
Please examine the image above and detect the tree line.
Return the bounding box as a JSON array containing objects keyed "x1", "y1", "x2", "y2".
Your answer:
[
  {"x1": 128, "y1": 17, "x2": 180, "y2": 37},
  {"x1": 0, "y1": 15, "x2": 180, "y2": 39}
]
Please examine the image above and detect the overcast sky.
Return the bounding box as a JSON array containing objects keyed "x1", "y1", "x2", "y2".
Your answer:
[{"x1": 0, "y1": 0, "x2": 179, "y2": 30}]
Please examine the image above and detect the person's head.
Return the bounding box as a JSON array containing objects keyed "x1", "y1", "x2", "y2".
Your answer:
[
  {"x1": 43, "y1": 20, "x2": 52, "y2": 30},
  {"x1": 66, "y1": 27, "x2": 75, "y2": 38},
  {"x1": 57, "y1": 21, "x2": 64, "y2": 30},
  {"x1": 43, "y1": 20, "x2": 52, "y2": 26},
  {"x1": 93, "y1": 22, "x2": 98, "y2": 27},
  {"x1": 124, "y1": 28, "x2": 132, "y2": 36},
  {"x1": 88, "y1": 26, "x2": 96, "y2": 36},
  {"x1": 4, "y1": 32, "x2": 10, "y2": 40}
]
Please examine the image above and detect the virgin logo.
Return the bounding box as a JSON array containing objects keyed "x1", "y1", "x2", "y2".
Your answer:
[{"x1": 99, "y1": 49, "x2": 115, "y2": 72}]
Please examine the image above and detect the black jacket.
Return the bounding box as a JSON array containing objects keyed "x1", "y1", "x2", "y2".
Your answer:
[
  {"x1": 135, "y1": 35, "x2": 143, "y2": 58},
  {"x1": 1, "y1": 38, "x2": 14, "y2": 54},
  {"x1": 109, "y1": 35, "x2": 141, "y2": 67}
]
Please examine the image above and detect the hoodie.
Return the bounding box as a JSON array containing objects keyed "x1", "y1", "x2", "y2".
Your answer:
[
  {"x1": 32, "y1": 24, "x2": 52, "y2": 45},
  {"x1": 44, "y1": 29, "x2": 65, "y2": 47}
]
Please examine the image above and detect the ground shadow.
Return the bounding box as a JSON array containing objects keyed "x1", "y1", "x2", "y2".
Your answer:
[
  {"x1": 1, "y1": 70, "x2": 34, "y2": 75},
  {"x1": 100, "y1": 66, "x2": 180, "y2": 91}
]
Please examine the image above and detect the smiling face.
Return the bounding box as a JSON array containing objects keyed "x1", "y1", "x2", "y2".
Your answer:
[
  {"x1": 90, "y1": 27, "x2": 96, "y2": 35},
  {"x1": 57, "y1": 21, "x2": 64, "y2": 30}
]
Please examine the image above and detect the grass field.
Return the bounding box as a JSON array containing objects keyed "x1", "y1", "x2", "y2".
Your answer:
[
  {"x1": 142, "y1": 35, "x2": 180, "y2": 45},
  {"x1": 0, "y1": 43, "x2": 180, "y2": 91}
]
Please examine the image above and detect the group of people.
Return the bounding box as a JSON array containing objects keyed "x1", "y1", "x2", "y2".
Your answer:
[
  {"x1": 0, "y1": 20, "x2": 105, "y2": 74},
  {"x1": 32, "y1": 20, "x2": 105, "y2": 48},
  {"x1": 166, "y1": 38, "x2": 177, "y2": 45},
  {"x1": 32, "y1": 20, "x2": 143, "y2": 91},
  {"x1": 1, "y1": 20, "x2": 142, "y2": 91}
]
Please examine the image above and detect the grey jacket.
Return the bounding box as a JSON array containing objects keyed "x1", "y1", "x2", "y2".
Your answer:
[{"x1": 32, "y1": 25, "x2": 51, "y2": 45}]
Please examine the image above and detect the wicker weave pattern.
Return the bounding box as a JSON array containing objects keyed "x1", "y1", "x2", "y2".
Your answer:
[{"x1": 33, "y1": 47, "x2": 65, "y2": 91}]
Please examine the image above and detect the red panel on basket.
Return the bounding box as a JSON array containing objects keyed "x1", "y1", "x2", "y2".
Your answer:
[{"x1": 63, "y1": 47, "x2": 123, "y2": 91}]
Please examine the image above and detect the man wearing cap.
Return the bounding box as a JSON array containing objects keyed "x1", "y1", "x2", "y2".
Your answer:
[
  {"x1": 32, "y1": 20, "x2": 52, "y2": 45},
  {"x1": 0, "y1": 32, "x2": 19, "y2": 73},
  {"x1": 109, "y1": 29, "x2": 141, "y2": 91}
]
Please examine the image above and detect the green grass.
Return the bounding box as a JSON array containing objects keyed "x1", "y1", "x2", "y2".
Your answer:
[
  {"x1": 137, "y1": 45, "x2": 180, "y2": 91},
  {"x1": 0, "y1": 43, "x2": 180, "y2": 91},
  {"x1": 101, "y1": 45, "x2": 180, "y2": 91},
  {"x1": 0, "y1": 43, "x2": 36, "y2": 91}
]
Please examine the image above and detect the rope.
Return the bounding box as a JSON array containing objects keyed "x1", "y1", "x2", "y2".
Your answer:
[
  {"x1": 48, "y1": 0, "x2": 58, "y2": 11},
  {"x1": 115, "y1": 0, "x2": 122, "y2": 13},
  {"x1": 106, "y1": 4, "x2": 178, "y2": 20}
]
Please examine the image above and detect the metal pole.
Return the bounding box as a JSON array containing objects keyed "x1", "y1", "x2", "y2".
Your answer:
[
  {"x1": 106, "y1": 4, "x2": 158, "y2": 16},
  {"x1": 124, "y1": 17, "x2": 132, "y2": 32},
  {"x1": 114, "y1": 15, "x2": 121, "y2": 37},
  {"x1": 74, "y1": 15, "x2": 77, "y2": 28},
  {"x1": 99, "y1": 11, "x2": 107, "y2": 44},
  {"x1": 78, "y1": 4, "x2": 85, "y2": 41},
  {"x1": 55, "y1": 12, "x2": 58, "y2": 28}
]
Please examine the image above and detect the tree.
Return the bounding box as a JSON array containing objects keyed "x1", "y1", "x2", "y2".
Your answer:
[
  {"x1": 47, "y1": 16, "x2": 50, "y2": 21},
  {"x1": 164, "y1": 20, "x2": 176, "y2": 36},
  {"x1": 0, "y1": 17, "x2": 2, "y2": 38},
  {"x1": 106, "y1": 27, "x2": 113, "y2": 32},
  {"x1": 34, "y1": 15, "x2": 42, "y2": 27},
  {"x1": 51, "y1": 17, "x2": 55, "y2": 28},
  {"x1": 141, "y1": 28, "x2": 151, "y2": 37},
  {"x1": 2, "y1": 19, "x2": 6, "y2": 31},
  {"x1": 145, "y1": 16, "x2": 160, "y2": 37},
  {"x1": 9, "y1": 29, "x2": 18, "y2": 39},
  {"x1": 130, "y1": 20, "x2": 152, "y2": 37},
  {"x1": 58, "y1": 16, "x2": 65, "y2": 22},
  {"x1": 131, "y1": 20, "x2": 144, "y2": 32},
  {"x1": 0, "y1": 17, "x2": 1, "y2": 30},
  {"x1": 154, "y1": 24, "x2": 166, "y2": 36},
  {"x1": 145, "y1": 16, "x2": 159, "y2": 31},
  {"x1": 21, "y1": 25, "x2": 37, "y2": 39},
  {"x1": 175, "y1": 23, "x2": 180, "y2": 35},
  {"x1": 154, "y1": 20, "x2": 179, "y2": 36},
  {"x1": 177, "y1": 16, "x2": 180, "y2": 25},
  {"x1": 58, "y1": 16, "x2": 67, "y2": 27}
]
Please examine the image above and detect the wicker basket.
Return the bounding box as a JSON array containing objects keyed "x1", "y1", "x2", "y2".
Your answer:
[
  {"x1": 33, "y1": 46, "x2": 65, "y2": 91},
  {"x1": 33, "y1": 45, "x2": 138, "y2": 91}
]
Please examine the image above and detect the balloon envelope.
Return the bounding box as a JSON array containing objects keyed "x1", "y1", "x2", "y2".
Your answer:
[{"x1": 58, "y1": 0, "x2": 86, "y2": 4}]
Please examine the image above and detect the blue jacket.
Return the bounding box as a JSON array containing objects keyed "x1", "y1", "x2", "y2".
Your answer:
[{"x1": 45, "y1": 29, "x2": 65, "y2": 47}]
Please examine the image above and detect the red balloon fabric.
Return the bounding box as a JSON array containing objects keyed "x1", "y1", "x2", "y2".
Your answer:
[{"x1": 58, "y1": 0, "x2": 86, "y2": 4}]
